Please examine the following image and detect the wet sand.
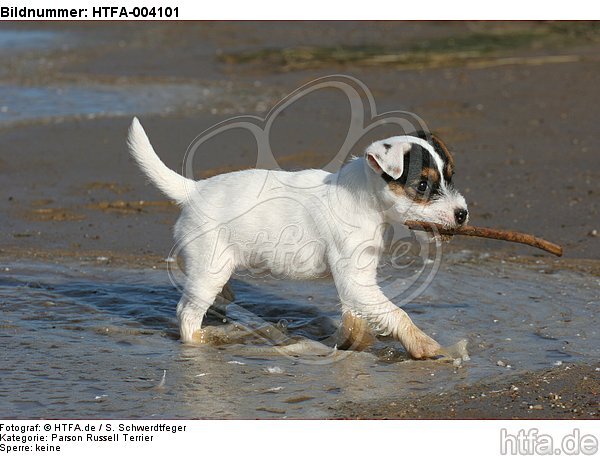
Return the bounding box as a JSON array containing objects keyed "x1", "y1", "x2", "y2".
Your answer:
[
  {"x1": 1, "y1": 22, "x2": 598, "y2": 418},
  {"x1": 336, "y1": 363, "x2": 600, "y2": 419}
]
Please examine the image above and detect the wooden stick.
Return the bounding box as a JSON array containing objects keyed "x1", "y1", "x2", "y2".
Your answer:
[{"x1": 404, "y1": 220, "x2": 563, "y2": 257}]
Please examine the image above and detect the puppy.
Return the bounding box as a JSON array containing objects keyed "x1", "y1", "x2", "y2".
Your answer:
[{"x1": 127, "y1": 118, "x2": 468, "y2": 359}]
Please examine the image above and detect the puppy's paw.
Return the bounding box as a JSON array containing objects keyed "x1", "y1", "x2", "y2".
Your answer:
[
  {"x1": 191, "y1": 326, "x2": 232, "y2": 345},
  {"x1": 405, "y1": 329, "x2": 441, "y2": 360}
]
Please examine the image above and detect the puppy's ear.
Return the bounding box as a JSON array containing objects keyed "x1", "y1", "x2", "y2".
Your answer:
[{"x1": 365, "y1": 140, "x2": 410, "y2": 180}]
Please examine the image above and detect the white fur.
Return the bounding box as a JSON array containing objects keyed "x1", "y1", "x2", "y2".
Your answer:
[
  {"x1": 127, "y1": 118, "x2": 469, "y2": 359},
  {"x1": 365, "y1": 138, "x2": 411, "y2": 180}
]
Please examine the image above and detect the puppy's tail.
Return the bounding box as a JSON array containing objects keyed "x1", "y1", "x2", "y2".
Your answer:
[{"x1": 127, "y1": 117, "x2": 193, "y2": 204}]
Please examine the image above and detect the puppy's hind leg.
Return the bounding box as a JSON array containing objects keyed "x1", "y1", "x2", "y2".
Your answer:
[
  {"x1": 176, "y1": 248, "x2": 235, "y2": 321},
  {"x1": 208, "y1": 280, "x2": 235, "y2": 324},
  {"x1": 177, "y1": 271, "x2": 232, "y2": 344}
]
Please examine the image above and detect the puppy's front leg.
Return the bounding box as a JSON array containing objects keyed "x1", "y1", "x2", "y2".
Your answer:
[
  {"x1": 333, "y1": 269, "x2": 440, "y2": 359},
  {"x1": 336, "y1": 310, "x2": 377, "y2": 351}
]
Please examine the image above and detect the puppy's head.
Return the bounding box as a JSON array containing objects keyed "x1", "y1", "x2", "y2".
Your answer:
[{"x1": 365, "y1": 132, "x2": 468, "y2": 227}]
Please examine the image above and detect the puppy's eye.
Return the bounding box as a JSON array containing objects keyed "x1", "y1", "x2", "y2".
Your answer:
[{"x1": 417, "y1": 180, "x2": 429, "y2": 192}]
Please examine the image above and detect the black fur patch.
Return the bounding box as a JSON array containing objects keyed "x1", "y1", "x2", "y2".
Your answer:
[
  {"x1": 381, "y1": 143, "x2": 443, "y2": 201},
  {"x1": 409, "y1": 130, "x2": 455, "y2": 183}
]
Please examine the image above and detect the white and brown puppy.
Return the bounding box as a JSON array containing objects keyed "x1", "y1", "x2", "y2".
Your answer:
[{"x1": 127, "y1": 118, "x2": 468, "y2": 359}]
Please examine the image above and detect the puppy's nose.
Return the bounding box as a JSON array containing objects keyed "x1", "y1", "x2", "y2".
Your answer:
[{"x1": 454, "y1": 208, "x2": 468, "y2": 225}]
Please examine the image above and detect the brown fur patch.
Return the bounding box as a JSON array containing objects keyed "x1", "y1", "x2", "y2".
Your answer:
[
  {"x1": 421, "y1": 166, "x2": 441, "y2": 183},
  {"x1": 389, "y1": 181, "x2": 428, "y2": 205},
  {"x1": 432, "y1": 134, "x2": 455, "y2": 180},
  {"x1": 388, "y1": 166, "x2": 441, "y2": 205},
  {"x1": 388, "y1": 180, "x2": 405, "y2": 197}
]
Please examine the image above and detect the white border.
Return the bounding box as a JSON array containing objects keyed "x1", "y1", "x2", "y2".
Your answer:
[
  {"x1": 0, "y1": 420, "x2": 599, "y2": 456},
  {"x1": 2, "y1": 0, "x2": 600, "y2": 20}
]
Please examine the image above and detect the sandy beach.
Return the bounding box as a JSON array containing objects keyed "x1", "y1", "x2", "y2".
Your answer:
[{"x1": 0, "y1": 21, "x2": 598, "y2": 418}]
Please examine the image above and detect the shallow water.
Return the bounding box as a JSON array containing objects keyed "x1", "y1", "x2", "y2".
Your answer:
[
  {"x1": 0, "y1": 29, "x2": 65, "y2": 51},
  {"x1": 0, "y1": 84, "x2": 221, "y2": 124},
  {"x1": 0, "y1": 253, "x2": 598, "y2": 418},
  {"x1": 0, "y1": 28, "x2": 207, "y2": 124}
]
